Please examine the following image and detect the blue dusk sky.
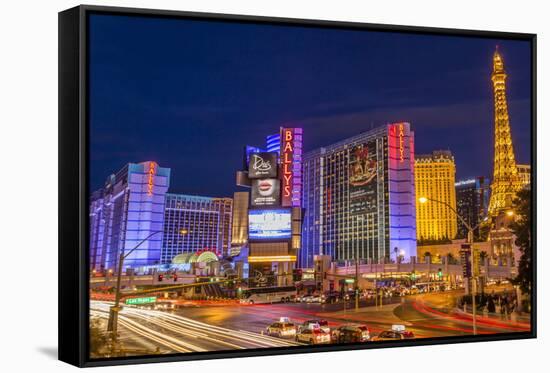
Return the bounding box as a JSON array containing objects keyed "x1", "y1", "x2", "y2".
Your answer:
[{"x1": 88, "y1": 13, "x2": 532, "y2": 197}]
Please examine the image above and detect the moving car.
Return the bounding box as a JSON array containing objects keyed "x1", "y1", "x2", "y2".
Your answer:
[
  {"x1": 306, "y1": 294, "x2": 322, "y2": 303},
  {"x1": 332, "y1": 324, "x2": 370, "y2": 343},
  {"x1": 371, "y1": 325, "x2": 415, "y2": 341},
  {"x1": 298, "y1": 320, "x2": 331, "y2": 334},
  {"x1": 295, "y1": 327, "x2": 331, "y2": 344},
  {"x1": 323, "y1": 292, "x2": 340, "y2": 303},
  {"x1": 154, "y1": 301, "x2": 176, "y2": 310},
  {"x1": 239, "y1": 286, "x2": 296, "y2": 304},
  {"x1": 266, "y1": 318, "x2": 297, "y2": 338}
]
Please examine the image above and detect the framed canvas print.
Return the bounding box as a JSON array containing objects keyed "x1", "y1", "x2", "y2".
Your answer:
[{"x1": 58, "y1": 5, "x2": 536, "y2": 367}]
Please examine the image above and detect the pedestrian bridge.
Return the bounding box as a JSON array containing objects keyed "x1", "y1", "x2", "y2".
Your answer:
[{"x1": 331, "y1": 260, "x2": 517, "y2": 282}]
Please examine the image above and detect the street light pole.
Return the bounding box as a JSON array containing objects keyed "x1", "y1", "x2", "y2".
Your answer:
[
  {"x1": 107, "y1": 230, "x2": 163, "y2": 348},
  {"x1": 355, "y1": 247, "x2": 359, "y2": 311},
  {"x1": 418, "y1": 196, "x2": 487, "y2": 336}
]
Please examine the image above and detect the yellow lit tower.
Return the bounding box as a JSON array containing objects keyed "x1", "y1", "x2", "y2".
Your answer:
[
  {"x1": 488, "y1": 47, "x2": 523, "y2": 216},
  {"x1": 415, "y1": 150, "x2": 458, "y2": 242}
]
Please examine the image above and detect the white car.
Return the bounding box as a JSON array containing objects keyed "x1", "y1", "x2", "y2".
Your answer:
[
  {"x1": 298, "y1": 320, "x2": 331, "y2": 334},
  {"x1": 266, "y1": 320, "x2": 297, "y2": 338},
  {"x1": 305, "y1": 295, "x2": 322, "y2": 303},
  {"x1": 295, "y1": 328, "x2": 331, "y2": 344}
]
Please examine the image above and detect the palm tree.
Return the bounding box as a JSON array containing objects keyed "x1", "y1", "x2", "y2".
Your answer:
[
  {"x1": 447, "y1": 252, "x2": 456, "y2": 264},
  {"x1": 424, "y1": 251, "x2": 432, "y2": 263},
  {"x1": 479, "y1": 251, "x2": 488, "y2": 265}
]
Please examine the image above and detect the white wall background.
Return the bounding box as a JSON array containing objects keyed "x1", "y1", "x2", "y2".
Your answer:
[{"x1": 0, "y1": 0, "x2": 546, "y2": 371}]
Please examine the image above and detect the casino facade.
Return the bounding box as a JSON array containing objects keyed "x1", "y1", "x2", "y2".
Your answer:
[{"x1": 299, "y1": 123, "x2": 417, "y2": 268}]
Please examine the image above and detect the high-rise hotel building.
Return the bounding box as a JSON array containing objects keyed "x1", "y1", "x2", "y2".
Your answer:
[
  {"x1": 161, "y1": 194, "x2": 233, "y2": 263},
  {"x1": 89, "y1": 161, "x2": 171, "y2": 271},
  {"x1": 455, "y1": 177, "x2": 490, "y2": 240},
  {"x1": 300, "y1": 123, "x2": 416, "y2": 268},
  {"x1": 415, "y1": 150, "x2": 458, "y2": 242},
  {"x1": 90, "y1": 161, "x2": 234, "y2": 271},
  {"x1": 516, "y1": 164, "x2": 531, "y2": 189}
]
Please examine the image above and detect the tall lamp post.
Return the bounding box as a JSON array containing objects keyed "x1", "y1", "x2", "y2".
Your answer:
[
  {"x1": 107, "y1": 230, "x2": 165, "y2": 347},
  {"x1": 418, "y1": 196, "x2": 489, "y2": 335}
]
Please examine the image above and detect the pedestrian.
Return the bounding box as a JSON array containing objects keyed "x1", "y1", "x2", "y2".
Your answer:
[
  {"x1": 487, "y1": 297, "x2": 496, "y2": 313},
  {"x1": 510, "y1": 301, "x2": 517, "y2": 322},
  {"x1": 500, "y1": 297, "x2": 508, "y2": 320},
  {"x1": 508, "y1": 301, "x2": 515, "y2": 320}
]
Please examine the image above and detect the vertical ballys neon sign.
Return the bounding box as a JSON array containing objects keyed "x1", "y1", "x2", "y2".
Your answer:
[
  {"x1": 148, "y1": 162, "x2": 156, "y2": 196},
  {"x1": 398, "y1": 124, "x2": 405, "y2": 163},
  {"x1": 282, "y1": 129, "x2": 294, "y2": 207}
]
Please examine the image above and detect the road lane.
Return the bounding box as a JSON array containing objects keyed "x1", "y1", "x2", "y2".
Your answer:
[
  {"x1": 90, "y1": 288, "x2": 530, "y2": 356},
  {"x1": 91, "y1": 301, "x2": 301, "y2": 355}
]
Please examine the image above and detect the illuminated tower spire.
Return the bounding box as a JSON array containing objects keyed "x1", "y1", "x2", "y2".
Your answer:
[{"x1": 488, "y1": 47, "x2": 522, "y2": 216}]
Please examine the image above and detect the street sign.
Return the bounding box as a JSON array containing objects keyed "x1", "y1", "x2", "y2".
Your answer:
[
  {"x1": 125, "y1": 296, "x2": 157, "y2": 305},
  {"x1": 345, "y1": 278, "x2": 355, "y2": 284}
]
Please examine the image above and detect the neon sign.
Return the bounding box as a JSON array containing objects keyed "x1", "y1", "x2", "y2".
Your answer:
[
  {"x1": 399, "y1": 123, "x2": 405, "y2": 163},
  {"x1": 281, "y1": 128, "x2": 294, "y2": 207},
  {"x1": 147, "y1": 162, "x2": 156, "y2": 196}
]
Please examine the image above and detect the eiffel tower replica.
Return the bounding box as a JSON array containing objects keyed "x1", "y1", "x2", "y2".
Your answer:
[{"x1": 488, "y1": 47, "x2": 523, "y2": 217}]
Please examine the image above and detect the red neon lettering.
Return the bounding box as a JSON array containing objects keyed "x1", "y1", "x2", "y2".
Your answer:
[
  {"x1": 281, "y1": 128, "x2": 295, "y2": 206},
  {"x1": 283, "y1": 152, "x2": 292, "y2": 163},
  {"x1": 147, "y1": 162, "x2": 156, "y2": 196},
  {"x1": 284, "y1": 185, "x2": 291, "y2": 196},
  {"x1": 398, "y1": 124, "x2": 405, "y2": 163}
]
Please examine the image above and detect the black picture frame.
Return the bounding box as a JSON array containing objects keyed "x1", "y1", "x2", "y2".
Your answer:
[{"x1": 58, "y1": 4, "x2": 537, "y2": 368}]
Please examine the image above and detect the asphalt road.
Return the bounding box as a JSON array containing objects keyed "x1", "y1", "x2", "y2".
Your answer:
[{"x1": 90, "y1": 289, "x2": 531, "y2": 356}]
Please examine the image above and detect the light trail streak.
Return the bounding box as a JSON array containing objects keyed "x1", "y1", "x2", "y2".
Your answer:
[{"x1": 91, "y1": 301, "x2": 301, "y2": 353}]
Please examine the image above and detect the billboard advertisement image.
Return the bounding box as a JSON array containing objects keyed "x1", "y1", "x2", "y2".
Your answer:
[
  {"x1": 248, "y1": 152, "x2": 278, "y2": 179},
  {"x1": 251, "y1": 178, "x2": 281, "y2": 206},
  {"x1": 349, "y1": 142, "x2": 379, "y2": 215}
]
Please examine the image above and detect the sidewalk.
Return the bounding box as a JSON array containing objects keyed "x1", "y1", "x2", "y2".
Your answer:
[{"x1": 454, "y1": 306, "x2": 531, "y2": 329}]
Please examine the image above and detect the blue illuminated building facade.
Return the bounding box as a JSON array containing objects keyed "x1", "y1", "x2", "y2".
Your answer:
[
  {"x1": 161, "y1": 194, "x2": 233, "y2": 264},
  {"x1": 89, "y1": 161, "x2": 171, "y2": 271},
  {"x1": 300, "y1": 123, "x2": 416, "y2": 268},
  {"x1": 89, "y1": 162, "x2": 237, "y2": 272}
]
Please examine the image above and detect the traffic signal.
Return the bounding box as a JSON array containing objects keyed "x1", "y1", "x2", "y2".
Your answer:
[
  {"x1": 472, "y1": 249, "x2": 481, "y2": 277},
  {"x1": 173, "y1": 274, "x2": 178, "y2": 282},
  {"x1": 411, "y1": 271, "x2": 416, "y2": 280},
  {"x1": 437, "y1": 268, "x2": 443, "y2": 280},
  {"x1": 460, "y1": 244, "x2": 472, "y2": 278},
  {"x1": 158, "y1": 274, "x2": 164, "y2": 282}
]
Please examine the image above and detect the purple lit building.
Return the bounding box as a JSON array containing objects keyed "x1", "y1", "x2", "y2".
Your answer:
[
  {"x1": 89, "y1": 161, "x2": 171, "y2": 271},
  {"x1": 300, "y1": 123, "x2": 416, "y2": 268}
]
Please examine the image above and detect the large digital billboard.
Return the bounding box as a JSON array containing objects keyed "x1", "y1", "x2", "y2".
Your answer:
[{"x1": 248, "y1": 209, "x2": 291, "y2": 240}]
